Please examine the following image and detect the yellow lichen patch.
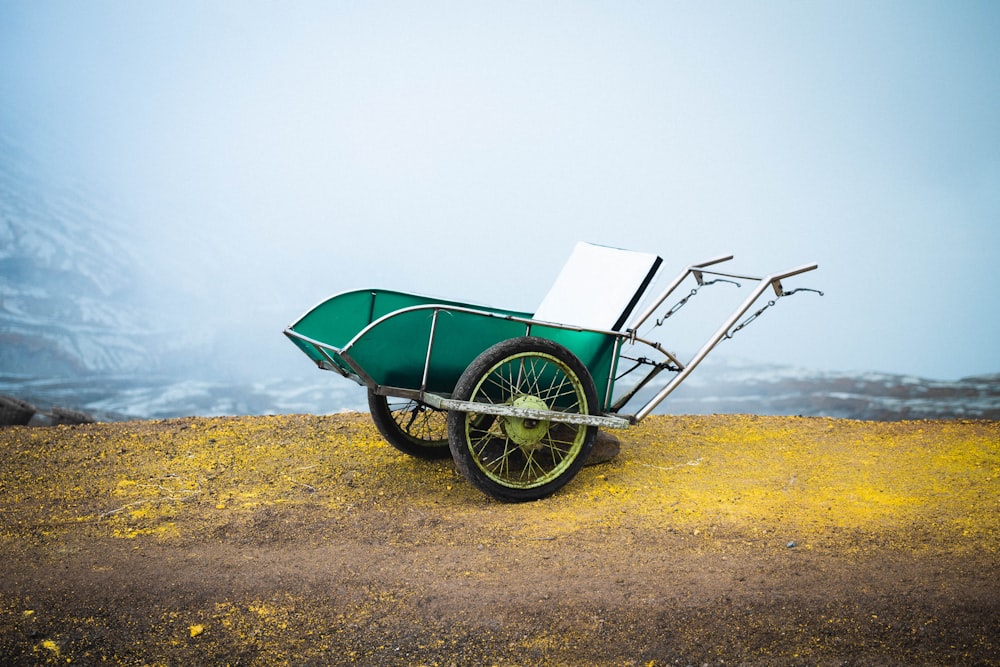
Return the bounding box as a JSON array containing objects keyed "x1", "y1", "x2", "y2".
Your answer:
[
  {"x1": 449, "y1": 415, "x2": 999, "y2": 552},
  {"x1": 0, "y1": 412, "x2": 996, "y2": 665},
  {"x1": 623, "y1": 416, "x2": 999, "y2": 551},
  {"x1": 0, "y1": 414, "x2": 996, "y2": 556}
]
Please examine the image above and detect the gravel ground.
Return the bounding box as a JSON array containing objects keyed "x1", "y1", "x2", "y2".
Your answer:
[{"x1": 1, "y1": 413, "x2": 997, "y2": 666}]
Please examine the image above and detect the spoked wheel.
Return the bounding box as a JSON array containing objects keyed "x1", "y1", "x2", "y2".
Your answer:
[
  {"x1": 447, "y1": 337, "x2": 598, "y2": 502},
  {"x1": 367, "y1": 391, "x2": 451, "y2": 459}
]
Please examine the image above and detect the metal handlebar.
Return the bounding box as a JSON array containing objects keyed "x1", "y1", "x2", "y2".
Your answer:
[
  {"x1": 629, "y1": 254, "x2": 734, "y2": 331},
  {"x1": 630, "y1": 261, "x2": 819, "y2": 422}
]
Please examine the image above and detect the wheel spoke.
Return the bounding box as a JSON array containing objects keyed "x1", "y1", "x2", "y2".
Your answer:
[
  {"x1": 542, "y1": 372, "x2": 580, "y2": 411},
  {"x1": 470, "y1": 430, "x2": 516, "y2": 478},
  {"x1": 523, "y1": 357, "x2": 544, "y2": 396},
  {"x1": 542, "y1": 432, "x2": 573, "y2": 462},
  {"x1": 484, "y1": 362, "x2": 517, "y2": 401},
  {"x1": 389, "y1": 399, "x2": 448, "y2": 440},
  {"x1": 521, "y1": 448, "x2": 545, "y2": 481},
  {"x1": 546, "y1": 425, "x2": 578, "y2": 450},
  {"x1": 372, "y1": 392, "x2": 450, "y2": 458}
]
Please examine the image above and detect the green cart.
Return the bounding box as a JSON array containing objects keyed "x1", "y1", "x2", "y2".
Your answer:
[{"x1": 284, "y1": 242, "x2": 820, "y2": 502}]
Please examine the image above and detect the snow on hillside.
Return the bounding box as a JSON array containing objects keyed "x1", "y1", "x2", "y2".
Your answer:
[{"x1": 0, "y1": 132, "x2": 200, "y2": 376}]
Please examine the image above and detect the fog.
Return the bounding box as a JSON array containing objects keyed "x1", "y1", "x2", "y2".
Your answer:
[{"x1": 2, "y1": 1, "x2": 998, "y2": 382}]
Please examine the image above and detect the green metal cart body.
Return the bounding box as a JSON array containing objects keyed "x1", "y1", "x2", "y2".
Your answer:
[{"x1": 285, "y1": 242, "x2": 820, "y2": 501}]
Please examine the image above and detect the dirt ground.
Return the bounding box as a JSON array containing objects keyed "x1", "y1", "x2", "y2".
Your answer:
[{"x1": 0, "y1": 413, "x2": 997, "y2": 666}]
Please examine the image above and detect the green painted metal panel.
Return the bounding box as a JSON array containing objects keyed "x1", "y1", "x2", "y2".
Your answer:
[
  {"x1": 290, "y1": 290, "x2": 529, "y2": 346},
  {"x1": 288, "y1": 290, "x2": 532, "y2": 389},
  {"x1": 346, "y1": 307, "x2": 528, "y2": 393},
  {"x1": 527, "y1": 324, "x2": 618, "y2": 409},
  {"x1": 287, "y1": 289, "x2": 621, "y2": 409},
  {"x1": 424, "y1": 309, "x2": 528, "y2": 392}
]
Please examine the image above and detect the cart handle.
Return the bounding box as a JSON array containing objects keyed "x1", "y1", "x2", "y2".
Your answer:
[
  {"x1": 630, "y1": 261, "x2": 819, "y2": 422},
  {"x1": 628, "y1": 255, "x2": 734, "y2": 331}
]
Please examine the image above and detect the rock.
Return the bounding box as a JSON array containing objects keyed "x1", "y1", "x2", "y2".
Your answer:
[
  {"x1": 584, "y1": 430, "x2": 621, "y2": 466},
  {"x1": 50, "y1": 407, "x2": 96, "y2": 425},
  {"x1": 0, "y1": 395, "x2": 36, "y2": 426}
]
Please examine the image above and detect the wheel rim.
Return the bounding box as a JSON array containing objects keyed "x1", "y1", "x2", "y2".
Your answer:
[
  {"x1": 387, "y1": 398, "x2": 449, "y2": 446},
  {"x1": 463, "y1": 351, "x2": 589, "y2": 489}
]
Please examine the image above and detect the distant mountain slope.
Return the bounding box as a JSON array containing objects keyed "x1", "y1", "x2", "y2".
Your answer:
[
  {"x1": 0, "y1": 132, "x2": 189, "y2": 376},
  {"x1": 657, "y1": 362, "x2": 1000, "y2": 421},
  {"x1": 2, "y1": 361, "x2": 997, "y2": 422}
]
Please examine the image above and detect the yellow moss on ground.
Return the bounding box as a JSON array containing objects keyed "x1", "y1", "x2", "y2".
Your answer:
[
  {"x1": 1, "y1": 412, "x2": 997, "y2": 666},
  {"x1": 496, "y1": 416, "x2": 997, "y2": 554},
  {"x1": 0, "y1": 414, "x2": 996, "y2": 555}
]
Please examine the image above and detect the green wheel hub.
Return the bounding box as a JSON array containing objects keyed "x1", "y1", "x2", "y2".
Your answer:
[{"x1": 503, "y1": 394, "x2": 551, "y2": 448}]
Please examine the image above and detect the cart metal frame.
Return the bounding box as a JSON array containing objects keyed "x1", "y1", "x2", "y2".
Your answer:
[{"x1": 284, "y1": 243, "x2": 820, "y2": 501}]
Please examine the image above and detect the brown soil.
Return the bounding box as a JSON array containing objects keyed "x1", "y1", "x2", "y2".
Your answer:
[{"x1": 1, "y1": 413, "x2": 997, "y2": 666}]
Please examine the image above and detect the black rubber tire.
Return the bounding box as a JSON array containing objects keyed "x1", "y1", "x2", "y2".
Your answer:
[
  {"x1": 447, "y1": 336, "x2": 598, "y2": 502},
  {"x1": 367, "y1": 391, "x2": 451, "y2": 459}
]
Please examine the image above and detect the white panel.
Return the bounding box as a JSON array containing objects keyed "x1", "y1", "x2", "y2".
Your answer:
[{"x1": 533, "y1": 242, "x2": 661, "y2": 330}]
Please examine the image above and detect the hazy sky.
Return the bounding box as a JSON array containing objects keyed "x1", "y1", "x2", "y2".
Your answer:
[{"x1": 2, "y1": 1, "x2": 998, "y2": 380}]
